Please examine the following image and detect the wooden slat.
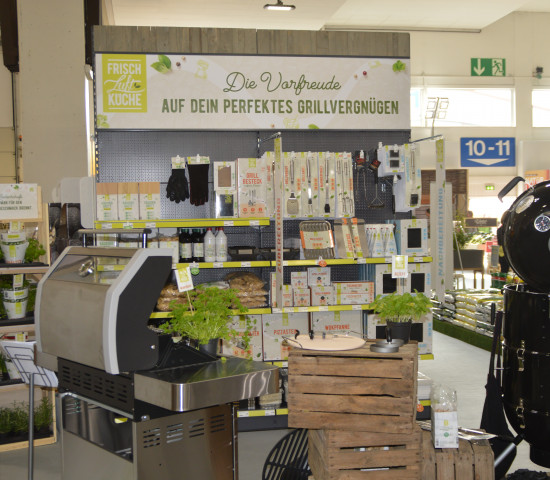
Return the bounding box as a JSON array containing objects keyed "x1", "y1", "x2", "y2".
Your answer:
[
  {"x1": 324, "y1": 429, "x2": 420, "y2": 448},
  {"x1": 289, "y1": 375, "x2": 413, "y2": 397},
  {"x1": 94, "y1": 26, "x2": 410, "y2": 58},
  {"x1": 289, "y1": 355, "x2": 413, "y2": 379},
  {"x1": 289, "y1": 393, "x2": 413, "y2": 416},
  {"x1": 422, "y1": 429, "x2": 437, "y2": 480},
  {"x1": 289, "y1": 411, "x2": 414, "y2": 434},
  {"x1": 455, "y1": 440, "x2": 474, "y2": 480},
  {"x1": 471, "y1": 440, "x2": 494, "y2": 480}
]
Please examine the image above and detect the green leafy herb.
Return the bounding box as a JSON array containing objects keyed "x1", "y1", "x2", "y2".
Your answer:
[
  {"x1": 370, "y1": 291, "x2": 432, "y2": 323},
  {"x1": 25, "y1": 237, "x2": 46, "y2": 263},
  {"x1": 308, "y1": 124, "x2": 319, "y2": 129}
]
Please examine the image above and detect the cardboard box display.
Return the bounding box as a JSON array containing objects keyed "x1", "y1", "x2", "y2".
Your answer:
[
  {"x1": 290, "y1": 271, "x2": 308, "y2": 289},
  {"x1": 333, "y1": 280, "x2": 374, "y2": 305},
  {"x1": 138, "y1": 182, "x2": 161, "y2": 220},
  {"x1": 96, "y1": 182, "x2": 118, "y2": 221},
  {"x1": 270, "y1": 273, "x2": 293, "y2": 307},
  {"x1": 407, "y1": 262, "x2": 432, "y2": 295},
  {"x1": 310, "y1": 310, "x2": 362, "y2": 336},
  {"x1": 334, "y1": 218, "x2": 369, "y2": 259},
  {"x1": 262, "y1": 313, "x2": 309, "y2": 361},
  {"x1": 388, "y1": 218, "x2": 429, "y2": 256},
  {"x1": 293, "y1": 288, "x2": 311, "y2": 307},
  {"x1": 307, "y1": 267, "x2": 331, "y2": 287},
  {"x1": 310, "y1": 285, "x2": 334, "y2": 306},
  {"x1": 237, "y1": 157, "x2": 268, "y2": 218},
  {"x1": 368, "y1": 263, "x2": 407, "y2": 297},
  {"x1": 117, "y1": 182, "x2": 140, "y2": 221},
  {"x1": 367, "y1": 312, "x2": 433, "y2": 355},
  {"x1": 213, "y1": 161, "x2": 236, "y2": 192},
  {"x1": 221, "y1": 314, "x2": 263, "y2": 361}
]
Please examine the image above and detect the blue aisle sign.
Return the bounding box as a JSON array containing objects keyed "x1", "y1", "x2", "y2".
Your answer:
[{"x1": 460, "y1": 137, "x2": 516, "y2": 167}]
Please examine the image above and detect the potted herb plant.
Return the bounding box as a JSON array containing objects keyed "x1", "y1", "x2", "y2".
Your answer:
[
  {"x1": 370, "y1": 291, "x2": 432, "y2": 343},
  {"x1": 160, "y1": 286, "x2": 250, "y2": 356},
  {"x1": 0, "y1": 235, "x2": 46, "y2": 264},
  {"x1": 34, "y1": 397, "x2": 53, "y2": 437}
]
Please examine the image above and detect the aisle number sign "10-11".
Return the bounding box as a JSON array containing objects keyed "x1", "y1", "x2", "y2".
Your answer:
[{"x1": 460, "y1": 137, "x2": 516, "y2": 167}]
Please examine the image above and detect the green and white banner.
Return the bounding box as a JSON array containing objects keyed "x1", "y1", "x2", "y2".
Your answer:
[{"x1": 95, "y1": 53, "x2": 410, "y2": 130}]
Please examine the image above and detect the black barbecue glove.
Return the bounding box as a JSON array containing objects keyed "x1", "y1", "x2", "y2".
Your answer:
[
  {"x1": 187, "y1": 163, "x2": 210, "y2": 206},
  {"x1": 166, "y1": 168, "x2": 190, "y2": 203}
]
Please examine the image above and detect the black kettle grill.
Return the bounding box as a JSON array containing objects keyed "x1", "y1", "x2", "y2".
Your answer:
[{"x1": 499, "y1": 177, "x2": 550, "y2": 467}]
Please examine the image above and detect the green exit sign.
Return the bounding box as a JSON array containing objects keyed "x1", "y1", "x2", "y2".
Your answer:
[
  {"x1": 471, "y1": 58, "x2": 506, "y2": 77},
  {"x1": 485, "y1": 184, "x2": 495, "y2": 191}
]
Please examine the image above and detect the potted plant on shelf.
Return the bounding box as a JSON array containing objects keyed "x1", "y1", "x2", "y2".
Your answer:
[
  {"x1": 160, "y1": 286, "x2": 251, "y2": 357},
  {"x1": 370, "y1": 291, "x2": 432, "y2": 344},
  {"x1": 0, "y1": 235, "x2": 46, "y2": 265},
  {"x1": 0, "y1": 275, "x2": 31, "y2": 321},
  {"x1": 34, "y1": 397, "x2": 53, "y2": 437}
]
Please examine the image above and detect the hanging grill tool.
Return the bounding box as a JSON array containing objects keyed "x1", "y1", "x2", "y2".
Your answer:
[
  {"x1": 287, "y1": 153, "x2": 299, "y2": 215},
  {"x1": 367, "y1": 149, "x2": 384, "y2": 209},
  {"x1": 354, "y1": 150, "x2": 368, "y2": 205}
]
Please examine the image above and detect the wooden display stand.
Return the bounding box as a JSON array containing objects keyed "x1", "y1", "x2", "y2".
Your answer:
[
  {"x1": 288, "y1": 342, "x2": 418, "y2": 434},
  {"x1": 421, "y1": 430, "x2": 494, "y2": 480}
]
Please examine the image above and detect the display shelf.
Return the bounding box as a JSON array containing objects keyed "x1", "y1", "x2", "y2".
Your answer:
[
  {"x1": 0, "y1": 322, "x2": 34, "y2": 336},
  {"x1": 272, "y1": 304, "x2": 371, "y2": 314},
  {"x1": 150, "y1": 307, "x2": 272, "y2": 319},
  {"x1": 94, "y1": 218, "x2": 270, "y2": 229},
  {"x1": 176, "y1": 260, "x2": 271, "y2": 269},
  {"x1": 0, "y1": 263, "x2": 49, "y2": 275},
  {"x1": 433, "y1": 318, "x2": 493, "y2": 352}
]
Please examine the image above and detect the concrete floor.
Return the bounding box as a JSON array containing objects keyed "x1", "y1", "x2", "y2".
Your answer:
[{"x1": 1, "y1": 331, "x2": 548, "y2": 479}]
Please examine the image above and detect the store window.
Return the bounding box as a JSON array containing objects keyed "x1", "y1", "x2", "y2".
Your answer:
[
  {"x1": 532, "y1": 89, "x2": 550, "y2": 127},
  {"x1": 411, "y1": 87, "x2": 515, "y2": 127}
]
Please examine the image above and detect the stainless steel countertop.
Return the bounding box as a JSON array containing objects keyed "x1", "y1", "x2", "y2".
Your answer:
[{"x1": 134, "y1": 357, "x2": 279, "y2": 412}]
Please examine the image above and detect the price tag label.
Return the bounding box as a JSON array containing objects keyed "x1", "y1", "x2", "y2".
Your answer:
[
  {"x1": 145, "y1": 222, "x2": 156, "y2": 229},
  {"x1": 250, "y1": 220, "x2": 260, "y2": 226},
  {"x1": 213, "y1": 262, "x2": 224, "y2": 268},
  {"x1": 392, "y1": 255, "x2": 409, "y2": 278},
  {"x1": 123, "y1": 222, "x2": 133, "y2": 229},
  {"x1": 224, "y1": 220, "x2": 234, "y2": 227},
  {"x1": 175, "y1": 266, "x2": 194, "y2": 292},
  {"x1": 239, "y1": 411, "x2": 250, "y2": 418},
  {"x1": 357, "y1": 257, "x2": 367, "y2": 264},
  {"x1": 241, "y1": 261, "x2": 252, "y2": 268},
  {"x1": 102, "y1": 223, "x2": 112, "y2": 229},
  {"x1": 13, "y1": 274, "x2": 24, "y2": 288},
  {"x1": 352, "y1": 304, "x2": 363, "y2": 310},
  {"x1": 272, "y1": 308, "x2": 282, "y2": 314},
  {"x1": 413, "y1": 257, "x2": 424, "y2": 263},
  {"x1": 319, "y1": 306, "x2": 329, "y2": 311},
  {"x1": 385, "y1": 257, "x2": 393, "y2": 263},
  {"x1": 264, "y1": 409, "x2": 276, "y2": 416}
]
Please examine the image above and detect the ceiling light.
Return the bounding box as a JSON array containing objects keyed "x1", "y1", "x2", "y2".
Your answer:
[{"x1": 264, "y1": 0, "x2": 295, "y2": 11}]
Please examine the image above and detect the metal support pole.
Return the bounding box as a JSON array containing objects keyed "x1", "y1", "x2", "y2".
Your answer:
[{"x1": 28, "y1": 373, "x2": 35, "y2": 480}]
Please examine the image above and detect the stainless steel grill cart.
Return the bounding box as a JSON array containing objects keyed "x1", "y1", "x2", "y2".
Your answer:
[{"x1": 35, "y1": 246, "x2": 279, "y2": 480}]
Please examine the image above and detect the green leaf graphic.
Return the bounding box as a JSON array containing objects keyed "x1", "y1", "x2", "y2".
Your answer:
[
  {"x1": 151, "y1": 61, "x2": 170, "y2": 73},
  {"x1": 392, "y1": 60, "x2": 406, "y2": 72},
  {"x1": 308, "y1": 124, "x2": 320, "y2": 129},
  {"x1": 158, "y1": 54, "x2": 172, "y2": 69}
]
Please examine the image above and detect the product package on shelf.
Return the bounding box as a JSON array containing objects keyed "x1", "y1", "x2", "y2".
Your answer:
[
  {"x1": 303, "y1": 152, "x2": 320, "y2": 218},
  {"x1": 117, "y1": 183, "x2": 139, "y2": 221},
  {"x1": 310, "y1": 310, "x2": 363, "y2": 336},
  {"x1": 393, "y1": 144, "x2": 422, "y2": 212},
  {"x1": 138, "y1": 182, "x2": 161, "y2": 220},
  {"x1": 226, "y1": 271, "x2": 269, "y2": 309},
  {"x1": 293, "y1": 288, "x2": 311, "y2": 307},
  {"x1": 319, "y1": 152, "x2": 336, "y2": 217},
  {"x1": 407, "y1": 262, "x2": 432, "y2": 295},
  {"x1": 262, "y1": 312, "x2": 309, "y2": 361},
  {"x1": 334, "y1": 218, "x2": 369, "y2": 259},
  {"x1": 270, "y1": 273, "x2": 293, "y2": 307},
  {"x1": 96, "y1": 182, "x2": 118, "y2": 221},
  {"x1": 186, "y1": 155, "x2": 210, "y2": 207},
  {"x1": 284, "y1": 151, "x2": 303, "y2": 218},
  {"x1": 377, "y1": 143, "x2": 405, "y2": 177},
  {"x1": 221, "y1": 314, "x2": 263, "y2": 361},
  {"x1": 335, "y1": 152, "x2": 355, "y2": 218},
  {"x1": 307, "y1": 267, "x2": 331, "y2": 287},
  {"x1": 367, "y1": 263, "x2": 407, "y2": 297},
  {"x1": 333, "y1": 281, "x2": 374, "y2": 305},
  {"x1": 290, "y1": 271, "x2": 308, "y2": 289},
  {"x1": 310, "y1": 285, "x2": 334, "y2": 306},
  {"x1": 365, "y1": 224, "x2": 386, "y2": 257},
  {"x1": 299, "y1": 220, "x2": 335, "y2": 259},
  {"x1": 213, "y1": 161, "x2": 238, "y2": 218},
  {"x1": 238, "y1": 157, "x2": 268, "y2": 218},
  {"x1": 367, "y1": 312, "x2": 433, "y2": 355},
  {"x1": 388, "y1": 218, "x2": 429, "y2": 256}
]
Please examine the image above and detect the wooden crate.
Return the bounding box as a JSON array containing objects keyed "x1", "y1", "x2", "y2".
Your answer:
[
  {"x1": 308, "y1": 427, "x2": 422, "y2": 480},
  {"x1": 421, "y1": 430, "x2": 494, "y2": 480},
  {"x1": 288, "y1": 342, "x2": 418, "y2": 434}
]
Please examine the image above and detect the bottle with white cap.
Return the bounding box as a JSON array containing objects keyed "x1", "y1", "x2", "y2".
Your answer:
[
  {"x1": 215, "y1": 227, "x2": 228, "y2": 262},
  {"x1": 204, "y1": 227, "x2": 216, "y2": 262}
]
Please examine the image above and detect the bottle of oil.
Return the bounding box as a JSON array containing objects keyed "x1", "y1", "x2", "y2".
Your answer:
[{"x1": 178, "y1": 228, "x2": 193, "y2": 262}]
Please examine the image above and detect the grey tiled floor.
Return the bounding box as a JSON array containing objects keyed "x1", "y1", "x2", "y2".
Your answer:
[{"x1": 1, "y1": 331, "x2": 549, "y2": 479}]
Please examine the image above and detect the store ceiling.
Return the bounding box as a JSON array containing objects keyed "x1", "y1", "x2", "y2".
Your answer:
[{"x1": 103, "y1": 0, "x2": 550, "y2": 31}]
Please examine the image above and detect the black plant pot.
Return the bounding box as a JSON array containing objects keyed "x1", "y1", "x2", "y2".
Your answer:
[
  {"x1": 198, "y1": 338, "x2": 219, "y2": 356},
  {"x1": 386, "y1": 320, "x2": 412, "y2": 344}
]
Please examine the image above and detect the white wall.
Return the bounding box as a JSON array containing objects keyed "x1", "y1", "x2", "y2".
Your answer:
[{"x1": 410, "y1": 12, "x2": 550, "y2": 180}]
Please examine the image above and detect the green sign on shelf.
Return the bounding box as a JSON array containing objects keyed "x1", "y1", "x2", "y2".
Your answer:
[{"x1": 471, "y1": 58, "x2": 506, "y2": 77}]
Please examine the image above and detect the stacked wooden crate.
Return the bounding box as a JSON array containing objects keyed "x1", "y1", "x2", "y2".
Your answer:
[{"x1": 288, "y1": 341, "x2": 421, "y2": 479}]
